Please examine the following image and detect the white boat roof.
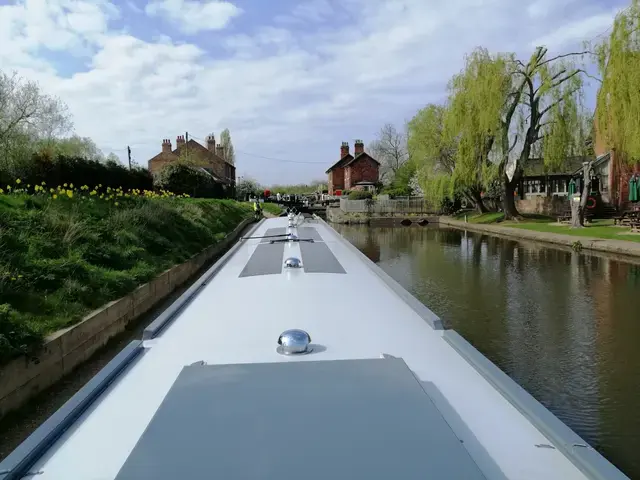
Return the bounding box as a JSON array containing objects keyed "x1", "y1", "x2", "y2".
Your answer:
[{"x1": 0, "y1": 215, "x2": 627, "y2": 480}]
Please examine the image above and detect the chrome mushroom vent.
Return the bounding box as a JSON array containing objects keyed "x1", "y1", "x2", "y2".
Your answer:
[
  {"x1": 284, "y1": 257, "x2": 302, "y2": 268},
  {"x1": 277, "y1": 329, "x2": 312, "y2": 355}
]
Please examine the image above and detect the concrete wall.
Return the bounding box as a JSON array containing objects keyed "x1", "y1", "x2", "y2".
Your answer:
[
  {"x1": 0, "y1": 217, "x2": 254, "y2": 420},
  {"x1": 339, "y1": 198, "x2": 434, "y2": 214},
  {"x1": 516, "y1": 195, "x2": 568, "y2": 216}
]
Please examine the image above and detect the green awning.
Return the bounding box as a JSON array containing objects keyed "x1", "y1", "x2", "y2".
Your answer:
[
  {"x1": 568, "y1": 178, "x2": 576, "y2": 195},
  {"x1": 630, "y1": 177, "x2": 638, "y2": 202}
]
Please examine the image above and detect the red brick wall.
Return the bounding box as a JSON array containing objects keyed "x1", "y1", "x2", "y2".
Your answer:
[
  {"x1": 328, "y1": 167, "x2": 345, "y2": 194},
  {"x1": 347, "y1": 157, "x2": 379, "y2": 189},
  {"x1": 615, "y1": 150, "x2": 640, "y2": 209}
]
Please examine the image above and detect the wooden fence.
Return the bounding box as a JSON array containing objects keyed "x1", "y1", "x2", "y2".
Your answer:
[{"x1": 339, "y1": 197, "x2": 435, "y2": 214}]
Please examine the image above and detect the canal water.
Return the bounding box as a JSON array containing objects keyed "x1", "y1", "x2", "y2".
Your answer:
[{"x1": 335, "y1": 224, "x2": 640, "y2": 479}]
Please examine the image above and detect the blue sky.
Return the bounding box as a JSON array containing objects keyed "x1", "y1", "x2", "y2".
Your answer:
[{"x1": 0, "y1": 0, "x2": 627, "y2": 185}]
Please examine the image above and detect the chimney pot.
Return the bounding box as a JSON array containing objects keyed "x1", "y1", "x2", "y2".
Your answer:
[
  {"x1": 162, "y1": 138, "x2": 172, "y2": 153},
  {"x1": 354, "y1": 139, "x2": 364, "y2": 155},
  {"x1": 207, "y1": 134, "x2": 216, "y2": 152},
  {"x1": 340, "y1": 141, "x2": 350, "y2": 158},
  {"x1": 176, "y1": 135, "x2": 186, "y2": 147}
]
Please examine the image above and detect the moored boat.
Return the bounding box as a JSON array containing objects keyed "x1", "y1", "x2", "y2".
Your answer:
[{"x1": 0, "y1": 214, "x2": 629, "y2": 479}]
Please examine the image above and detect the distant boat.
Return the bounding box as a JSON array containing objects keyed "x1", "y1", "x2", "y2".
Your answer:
[{"x1": 0, "y1": 213, "x2": 629, "y2": 480}]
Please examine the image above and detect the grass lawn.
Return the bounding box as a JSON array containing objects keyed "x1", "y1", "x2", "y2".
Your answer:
[
  {"x1": 451, "y1": 211, "x2": 640, "y2": 243},
  {"x1": 260, "y1": 202, "x2": 283, "y2": 216},
  {"x1": 453, "y1": 211, "x2": 553, "y2": 224},
  {"x1": 507, "y1": 221, "x2": 640, "y2": 243},
  {"x1": 0, "y1": 193, "x2": 252, "y2": 363}
]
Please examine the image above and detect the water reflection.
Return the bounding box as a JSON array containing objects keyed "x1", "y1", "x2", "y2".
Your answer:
[{"x1": 335, "y1": 224, "x2": 640, "y2": 478}]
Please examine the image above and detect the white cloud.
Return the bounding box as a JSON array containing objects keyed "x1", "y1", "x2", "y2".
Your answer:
[
  {"x1": 275, "y1": 0, "x2": 334, "y2": 24},
  {"x1": 145, "y1": 0, "x2": 241, "y2": 34},
  {"x1": 0, "y1": 0, "x2": 621, "y2": 184},
  {"x1": 531, "y1": 9, "x2": 621, "y2": 49}
]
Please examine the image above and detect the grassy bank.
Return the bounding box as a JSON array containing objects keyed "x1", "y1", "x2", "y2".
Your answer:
[
  {"x1": 261, "y1": 202, "x2": 282, "y2": 216},
  {"x1": 450, "y1": 212, "x2": 640, "y2": 243},
  {"x1": 0, "y1": 192, "x2": 252, "y2": 363}
]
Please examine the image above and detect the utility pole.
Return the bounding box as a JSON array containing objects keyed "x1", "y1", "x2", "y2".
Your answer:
[
  {"x1": 185, "y1": 132, "x2": 189, "y2": 160},
  {"x1": 127, "y1": 146, "x2": 132, "y2": 170}
]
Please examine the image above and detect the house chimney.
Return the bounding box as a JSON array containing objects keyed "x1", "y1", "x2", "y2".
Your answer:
[
  {"x1": 354, "y1": 139, "x2": 364, "y2": 155},
  {"x1": 162, "y1": 138, "x2": 172, "y2": 153},
  {"x1": 340, "y1": 141, "x2": 349, "y2": 158},
  {"x1": 176, "y1": 135, "x2": 186, "y2": 148},
  {"x1": 207, "y1": 134, "x2": 216, "y2": 152},
  {"x1": 216, "y1": 143, "x2": 224, "y2": 157}
]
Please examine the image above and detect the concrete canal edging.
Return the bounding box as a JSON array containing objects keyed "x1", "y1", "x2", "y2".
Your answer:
[
  {"x1": 0, "y1": 217, "x2": 256, "y2": 420},
  {"x1": 326, "y1": 206, "x2": 438, "y2": 226},
  {"x1": 439, "y1": 216, "x2": 640, "y2": 258}
]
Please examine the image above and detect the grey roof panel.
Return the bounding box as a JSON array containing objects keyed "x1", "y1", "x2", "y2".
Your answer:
[
  {"x1": 260, "y1": 227, "x2": 287, "y2": 241},
  {"x1": 300, "y1": 241, "x2": 346, "y2": 274},
  {"x1": 113, "y1": 358, "x2": 486, "y2": 480},
  {"x1": 238, "y1": 243, "x2": 284, "y2": 277},
  {"x1": 297, "y1": 226, "x2": 323, "y2": 242},
  {"x1": 237, "y1": 228, "x2": 287, "y2": 277}
]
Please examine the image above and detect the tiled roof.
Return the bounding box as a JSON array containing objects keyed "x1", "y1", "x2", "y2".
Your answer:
[
  {"x1": 325, "y1": 154, "x2": 353, "y2": 173},
  {"x1": 523, "y1": 156, "x2": 591, "y2": 177},
  {"x1": 342, "y1": 151, "x2": 380, "y2": 167}
]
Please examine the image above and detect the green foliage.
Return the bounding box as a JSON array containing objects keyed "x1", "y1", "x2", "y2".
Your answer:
[
  {"x1": 446, "y1": 47, "x2": 510, "y2": 176},
  {"x1": 595, "y1": 0, "x2": 640, "y2": 160},
  {"x1": 0, "y1": 194, "x2": 252, "y2": 363},
  {"x1": 260, "y1": 202, "x2": 282, "y2": 215},
  {"x1": 219, "y1": 129, "x2": 235, "y2": 165},
  {"x1": 35, "y1": 136, "x2": 105, "y2": 163},
  {"x1": 348, "y1": 190, "x2": 373, "y2": 200},
  {"x1": 0, "y1": 153, "x2": 153, "y2": 193},
  {"x1": 382, "y1": 160, "x2": 416, "y2": 197},
  {"x1": 269, "y1": 183, "x2": 326, "y2": 194},
  {"x1": 154, "y1": 163, "x2": 226, "y2": 198},
  {"x1": 237, "y1": 177, "x2": 261, "y2": 199}
]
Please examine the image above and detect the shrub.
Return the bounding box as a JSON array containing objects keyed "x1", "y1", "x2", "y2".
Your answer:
[
  {"x1": 154, "y1": 163, "x2": 226, "y2": 198},
  {"x1": 348, "y1": 190, "x2": 373, "y2": 200},
  {"x1": 0, "y1": 304, "x2": 43, "y2": 363},
  {"x1": 2, "y1": 154, "x2": 153, "y2": 192}
]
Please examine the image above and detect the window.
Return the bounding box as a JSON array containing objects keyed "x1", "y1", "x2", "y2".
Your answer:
[{"x1": 524, "y1": 178, "x2": 544, "y2": 195}]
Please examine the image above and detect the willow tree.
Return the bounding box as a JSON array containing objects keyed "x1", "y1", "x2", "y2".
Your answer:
[
  {"x1": 595, "y1": 0, "x2": 640, "y2": 159},
  {"x1": 503, "y1": 47, "x2": 590, "y2": 218},
  {"x1": 443, "y1": 47, "x2": 588, "y2": 219},
  {"x1": 445, "y1": 48, "x2": 511, "y2": 213},
  {"x1": 408, "y1": 104, "x2": 457, "y2": 205}
]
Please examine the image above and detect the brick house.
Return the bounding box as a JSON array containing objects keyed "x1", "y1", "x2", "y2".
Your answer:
[
  {"x1": 325, "y1": 140, "x2": 380, "y2": 195},
  {"x1": 591, "y1": 116, "x2": 640, "y2": 210},
  {"x1": 148, "y1": 134, "x2": 236, "y2": 190}
]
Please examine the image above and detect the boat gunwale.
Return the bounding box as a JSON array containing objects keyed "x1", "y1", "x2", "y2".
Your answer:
[{"x1": 0, "y1": 341, "x2": 144, "y2": 480}]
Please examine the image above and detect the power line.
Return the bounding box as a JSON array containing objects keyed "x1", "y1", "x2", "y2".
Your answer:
[{"x1": 188, "y1": 134, "x2": 327, "y2": 165}]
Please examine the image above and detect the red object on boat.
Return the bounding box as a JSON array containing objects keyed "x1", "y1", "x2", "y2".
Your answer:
[
  {"x1": 335, "y1": 190, "x2": 342, "y2": 196},
  {"x1": 264, "y1": 189, "x2": 271, "y2": 197}
]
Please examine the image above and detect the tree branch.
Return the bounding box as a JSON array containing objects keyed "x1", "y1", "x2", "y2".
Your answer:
[
  {"x1": 537, "y1": 51, "x2": 590, "y2": 68},
  {"x1": 538, "y1": 86, "x2": 582, "y2": 118}
]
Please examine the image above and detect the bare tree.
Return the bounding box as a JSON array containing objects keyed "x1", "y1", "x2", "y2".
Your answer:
[
  {"x1": 0, "y1": 71, "x2": 72, "y2": 144},
  {"x1": 367, "y1": 123, "x2": 408, "y2": 183}
]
